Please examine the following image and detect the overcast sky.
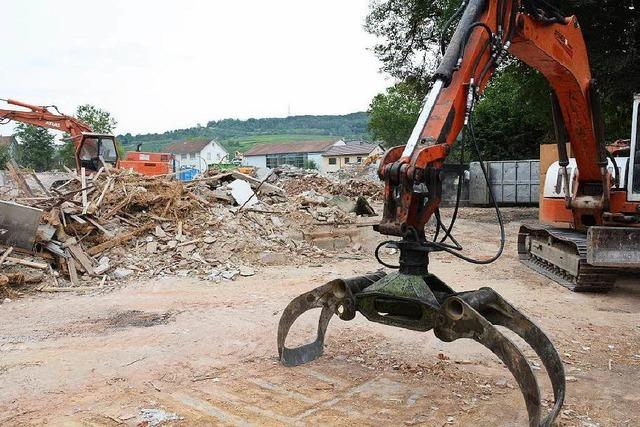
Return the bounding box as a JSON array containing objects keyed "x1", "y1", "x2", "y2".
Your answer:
[{"x1": 0, "y1": 0, "x2": 390, "y2": 137}]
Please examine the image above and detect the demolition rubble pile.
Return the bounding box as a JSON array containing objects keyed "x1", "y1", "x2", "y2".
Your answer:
[
  {"x1": 0, "y1": 165, "x2": 377, "y2": 299},
  {"x1": 275, "y1": 167, "x2": 383, "y2": 201}
]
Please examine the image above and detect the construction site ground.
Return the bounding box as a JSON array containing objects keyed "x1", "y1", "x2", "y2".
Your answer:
[{"x1": 1, "y1": 208, "x2": 639, "y2": 427}]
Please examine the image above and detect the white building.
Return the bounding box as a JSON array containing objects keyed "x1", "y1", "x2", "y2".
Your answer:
[
  {"x1": 242, "y1": 139, "x2": 344, "y2": 172},
  {"x1": 165, "y1": 139, "x2": 229, "y2": 172}
]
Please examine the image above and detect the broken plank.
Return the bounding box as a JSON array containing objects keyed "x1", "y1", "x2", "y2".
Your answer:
[
  {"x1": 83, "y1": 216, "x2": 114, "y2": 238},
  {"x1": 187, "y1": 191, "x2": 216, "y2": 208},
  {"x1": 81, "y1": 167, "x2": 88, "y2": 214},
  {"x1": 0, "y1": 247, "x2": 14, "y2": 266},
  {"x1": 101, "y1": 195, "x2": 131, "y2": 220},
  {"x1": 66, "y1": 253, "x2": 80, "y2": 286},
  {"x1": 94, "y1": 176, "x2": 113, "y2": 210},
  {"x1": 230, "y1": 171, "x2": 284, "y2": 195},
  {"x1": 6, "y1": 160, "x2": 34, "y2": 197},
  {"x1": 5, "y1": 256, "x2": 48, "y2": 270},
  {"x1": 87, "y1": 222, "x2": 154, "y2": 256},
  {"x1": 29, "y1": 172, "x2": 52, "y2": 197},
  {"x1": 69, "y1": 215, "x2": 87, "y2": 225},
  {"x1": 66, "y1": 242, "x2": 95, "y2": 275}
]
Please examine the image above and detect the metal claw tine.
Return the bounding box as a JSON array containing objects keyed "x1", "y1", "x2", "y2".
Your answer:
[
  {"x1": 277, "y1": 281, "x2": 338, "y2": 366},
  {"x1": 436, "y1": 297, "x2": 545, "y2": 427},
  {"x1": 277, "y1": 273, "x2": 386, "y2": 367},
  {"x1": 468, "y1": 288, "x2": 566, "y2": 425}
]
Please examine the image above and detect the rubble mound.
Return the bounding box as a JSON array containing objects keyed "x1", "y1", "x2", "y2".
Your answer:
[{"x1": 0, "y1": 163, "x2": 380, "y2": 299}]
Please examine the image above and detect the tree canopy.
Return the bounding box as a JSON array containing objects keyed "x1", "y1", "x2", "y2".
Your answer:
[
  {"x1": 365, "y1": 0, "x2": 640, "y2": 158},
  {"x1": 15, "y1": 124, "x2": 55, "y2": 172},
  {"x1": 75, "y1": 104, "x2": 118, "y2": 133},
  {"x1": 368, "y1": 83, "x2": 422, "y2": 147}
]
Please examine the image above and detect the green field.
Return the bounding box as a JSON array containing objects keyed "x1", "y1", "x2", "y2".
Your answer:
[
  {"x1": 117, "y1": 112, "x2": 369, "y2": 155},
  {"x1": 221, "y1": 134, "x2": 339, "y2": 153}
]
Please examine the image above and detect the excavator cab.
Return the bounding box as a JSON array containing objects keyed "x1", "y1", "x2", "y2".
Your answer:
[{"x1": 77, "y1": 133, "x2": 119, "y2": 173}]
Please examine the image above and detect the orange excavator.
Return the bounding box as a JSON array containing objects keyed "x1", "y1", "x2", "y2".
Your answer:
[
  {"x1": 274, "y1": 1, "x2": 639, "y2": 425},
  {"x1": 0, "y1": 98, "x2": 174, "y2": 176}
]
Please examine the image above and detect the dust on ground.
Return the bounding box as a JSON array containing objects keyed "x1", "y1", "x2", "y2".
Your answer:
[{"x1": 1, "y1": 209, "x2": 638, "y2": 426}]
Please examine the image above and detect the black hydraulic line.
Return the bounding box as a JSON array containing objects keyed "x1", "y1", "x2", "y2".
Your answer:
[
  {"x1": 440, "y1": 0, "x2": 470, "y2": 55},
  {"x1": 606, "y1": 150, "x2": 621, "y2": 188},
  {"x1": 428, "y1": 113, "x2": 506, "y2": 265},
  {"x1": 457, "y1": 22, "x2": 494, "y2": 67},
  {"x1": 434, "y1": 140, "x2": 466, "y2": 246},
  {"x1": 551, "y1": 91, "x2": 570, "y2": 167},
  {"x1": 435, "y1": 0, "x2": 487, "y2": 85}
]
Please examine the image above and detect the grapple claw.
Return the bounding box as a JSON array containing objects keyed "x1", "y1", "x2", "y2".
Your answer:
[
  {"x1": 435, "y1": 289, "x2": 565, "y2": 427},
  {"x1": 277, "y1": 241, "x2": 565, "y2": 425},
  {"x1": 277, "y1": 273, "x2": 386, "y2": 366}
]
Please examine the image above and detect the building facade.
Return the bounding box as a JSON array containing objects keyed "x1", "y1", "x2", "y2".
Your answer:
[
  {"x1": 242, "y1": 140, "x2": 343, "y2": 172},
  {"x1": 321, "y1": 142, "x2": 383, "y2": 172},
  {"x1": 164, "y1": 139, "x2": 229, "y2": 172}
]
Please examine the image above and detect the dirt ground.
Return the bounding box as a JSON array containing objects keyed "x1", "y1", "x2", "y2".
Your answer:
[{"x1": 1, "y1": 208, "x2": 639, "y2": 426}]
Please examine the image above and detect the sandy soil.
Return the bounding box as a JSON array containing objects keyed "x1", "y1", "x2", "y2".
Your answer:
[{"x1": 1, "y1": 209, "x2": 639, "y2": 426}]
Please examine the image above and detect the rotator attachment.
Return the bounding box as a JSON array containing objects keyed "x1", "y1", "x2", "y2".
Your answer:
[{"x1": 277, "y1": 240, "x2": 565, "y2": 426}]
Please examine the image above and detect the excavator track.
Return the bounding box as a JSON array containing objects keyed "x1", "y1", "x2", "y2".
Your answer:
[{"x1": 518, "y1": 225, "x2": 618, "y2": 292}]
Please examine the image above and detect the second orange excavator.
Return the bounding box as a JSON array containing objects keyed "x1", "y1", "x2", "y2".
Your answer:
[{"x1": 0, "y1": 98, "x2": 173, "y2": 176}]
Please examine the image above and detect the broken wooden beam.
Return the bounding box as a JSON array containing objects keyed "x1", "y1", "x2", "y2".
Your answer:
[
  {"x1": 6, "y1": 160, "x2": 34, "y2": 197},
  {"x1": 87, "y1": 222, "x2": 154, "y2": 256},
  {"x1": 4, "y1": 256, "x2": 48, "y2": 270}
]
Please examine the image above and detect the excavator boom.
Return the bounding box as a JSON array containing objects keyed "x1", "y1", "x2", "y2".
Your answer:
[
  {"x1": 276, "y1": 1, "x2": 593, "y2": 425},
  {"x1": 0, "y1": 98, "x2": 174, "y2": 176}
]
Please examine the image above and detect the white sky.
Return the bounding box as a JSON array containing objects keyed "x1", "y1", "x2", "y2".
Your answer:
[{"x1": 0, "y1": 0, "x2": 390, "y2": 137}]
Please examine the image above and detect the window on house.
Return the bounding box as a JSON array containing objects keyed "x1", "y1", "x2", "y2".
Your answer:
[
  {"x1": 266, "y1": 153, "x2": 307, "y2": 168},
  {"x1": 181, "y1": 154, "x2": 187, "y2": 160},
  {"x1": 344, "y1": 157, "x2": 350, "y2": 164},
  {"x1": 357, "y1": 157, "x2": 363, "y2": 163},
  {"x1": 328, "y1": 157, "x2": 337, "y2": 165},
  {"x1": 207, "y1": 152, "x2": 212, "y2": 160},
  {"x1": 190, "y1": 153, "x2": 196, "y2": 159}
]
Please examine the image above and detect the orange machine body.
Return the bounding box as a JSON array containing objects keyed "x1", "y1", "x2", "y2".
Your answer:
[
  {"x1": 119, "y1": 151, "x2": 175, "y2": 176},
  {"x1": 376, "y1": 0, "x2": 640, "y2": 239}
]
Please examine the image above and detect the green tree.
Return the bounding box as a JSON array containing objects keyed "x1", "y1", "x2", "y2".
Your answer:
[
  {"x1": 365, "y1": 0, "x2": 640, "y2": 158},
  {"x1": 368, "y1": 82, "x2": 422, "y2": 147},
  {"x1": 15, "y1": 124, "x2": 55, "y2": 171},
  {"x1": 75, "y1": 104, "x2": 117, "y2": 133},
  {"x1": 0, "y1": 145, "x2": 10, "y2": 169}
]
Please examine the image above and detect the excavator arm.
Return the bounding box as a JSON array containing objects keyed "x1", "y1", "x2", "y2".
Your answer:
[
  {"x1": 377, "y1": 0, "x2": 606, "y2": 237},
  {"x1": 0, "y1": 98, "x2": 119, "y2": 172},
  {"x1": 277, "y1": 1, "x2": 580, "y2": 425},
  {"x1": 0, "y1": 98, "x2": 93, "y2": 137}
]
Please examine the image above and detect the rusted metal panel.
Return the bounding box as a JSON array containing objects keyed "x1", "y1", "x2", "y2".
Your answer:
[
  {"x1": 587, "y1": 226, "x2": 640, "y2": 267},
  {"x1": 0, "y1": 200, "x2": 43, "y2": 249}
]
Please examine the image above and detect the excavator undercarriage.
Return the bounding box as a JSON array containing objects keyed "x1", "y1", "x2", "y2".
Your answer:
[
  {"x1": 519, "y1": 225, "x2": 617, "y2": 292},
  {"x1": 519, "y1": 224, "x2": 640, "y2": 292}
]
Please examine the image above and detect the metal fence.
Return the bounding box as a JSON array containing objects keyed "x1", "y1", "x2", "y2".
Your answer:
[{"x1": 469, "y1": 160, "x2": 539, "y2": 206}]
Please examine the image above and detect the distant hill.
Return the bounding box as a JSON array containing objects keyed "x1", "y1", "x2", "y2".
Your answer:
[{"x1": 117, "y1": 112, "x2": 370, "y2": 154}]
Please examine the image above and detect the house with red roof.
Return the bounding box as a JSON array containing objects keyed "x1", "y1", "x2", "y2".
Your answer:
[{"x1": 164, "y1": 139, "x2": 228, "y2": 172}]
